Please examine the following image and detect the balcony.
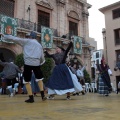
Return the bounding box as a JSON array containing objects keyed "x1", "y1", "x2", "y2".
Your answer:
[
  {"x1": 17, "y1": 19, "x2": 36, "y2": 31},
  {"x1": 61, "y1": 33, "x2": 90, "y2": 45},
  {"x1": 17, "y1": 18, "x2": 58, "y2": 37},
  {"x1": 0, "y1": 16, "x2": 88, "y2": 45}
]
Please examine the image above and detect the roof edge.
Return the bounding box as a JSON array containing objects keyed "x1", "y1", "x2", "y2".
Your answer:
[{"x1": 99, "y1": 1, "x2": 120, "y2": 13}]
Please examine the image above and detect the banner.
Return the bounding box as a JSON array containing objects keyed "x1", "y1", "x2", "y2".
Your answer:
[
  {"x1": 0, "y1": 14, "x2": 17, "y2": 43},
  {"x1": 41, "y1": 26, "x2": 53, "y2": 48},
  {"x1": 73, "y1": 35, "x2": 82, "y2": 54}
]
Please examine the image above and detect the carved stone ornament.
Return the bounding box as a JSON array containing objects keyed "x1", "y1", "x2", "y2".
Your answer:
[
  {"x1": 68, "y1": 10, "x2": 80, "y2": 20},
  {"x1": 56, "y1": 0, "x2": 65, "y2": 5},
  {"x1": 36, "y1": 0, "x2": 53, "y2": 10},
  {"x1": 82, "y1": 10, "x2": 89, "y2": 17}
]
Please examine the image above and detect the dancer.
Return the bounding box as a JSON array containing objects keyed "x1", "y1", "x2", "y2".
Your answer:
[
  {"x1": 97, "y1": 58, "x2": 112, "y2": 96},
  {"x1": 0, "y1": 32, "x2": 46, "y2": 103},
  {"x1": 76, "y1": 65, "x2": 86, "y2": 93},
  {"x1": 45, "y1": 41, "x2": 83, "y2": 100},
  {"x1": 70, "y1": 63, "x2": 85, "y2": 95}
]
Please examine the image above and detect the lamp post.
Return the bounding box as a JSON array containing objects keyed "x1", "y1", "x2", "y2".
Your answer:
[{"x1": 27, "y1": 5, "x2": 31, "y2": 22}]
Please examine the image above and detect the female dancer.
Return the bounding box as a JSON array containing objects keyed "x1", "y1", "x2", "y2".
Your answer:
[
  {"x1": 45, "y1": 41, "x2": 83, "y2": 100},
  {"x1": 97, "y1": 58, "x2": 112, "y2": 96}
]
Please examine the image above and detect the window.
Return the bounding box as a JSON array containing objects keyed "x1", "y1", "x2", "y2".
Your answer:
[
  {"x1": 96, "y1": 52, "x2": 99, "y2": 58},
  {"x1": 38, "y1": 10, "x2": 50, "y2": 27},
  {"x1": 69, "y1": 21, "x2": 78, "y2": 36},
  {"x1": 0, "y1": 0, "x2": 15, "y2": 17},
  {"x1": 114, "y1": 29, "x2": 120, "y2": 45},
  {"x1": 115, "y1": 50, "x2": 120, "y2": 61},
  {"x1": 113, "y1": 8, "x2": 120, "y2": 19},
  {"x1": 37, "y1": 10, "x2": 50, "y2": 32}
]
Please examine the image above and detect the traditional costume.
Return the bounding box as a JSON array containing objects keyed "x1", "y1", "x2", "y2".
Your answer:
[
  {"x1": 97, "y1": 59, "x2": 112, "y2": 96},
  {"x1": 2, "y1": 31, "x2": 46, "y2": 103},
  {"x1": 45, "y1": 42, "x2": 83, "y2": 99}
]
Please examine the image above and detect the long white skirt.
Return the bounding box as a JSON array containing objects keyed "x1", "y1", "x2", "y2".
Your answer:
[{"x1": 47, "y1": 67, "x2": 83, "y2": 95}]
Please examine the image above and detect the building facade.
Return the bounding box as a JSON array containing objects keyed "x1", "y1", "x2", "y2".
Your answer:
[
  {"x1": 89, "y1": 37, "x2": 97, "y2": 51},
  {"x1": 99, "y1": 1, "x2": 120, "y2": 89},
  {"x1": 0, "y1": 0, "x2": 92, "y2": 75}
]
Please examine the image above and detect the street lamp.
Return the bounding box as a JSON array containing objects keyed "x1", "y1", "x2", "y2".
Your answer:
[{"x1": 27, "y1": 5, "x2": 31, "y2": 22}]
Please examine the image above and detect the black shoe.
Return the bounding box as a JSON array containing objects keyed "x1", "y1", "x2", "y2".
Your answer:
[
  {"x1": 104, "y1": 94, "x2": 109, "y2": 97},
  {"x1": 82, "y1": 92, "x2": 85, "y2": 95},
  {"x1": 42, "y1": 96, "x2": 47, "y2": 101},
  {"x1": 47, "y1": 95, "x2": 55, "y2": 100},
  {"x1": 21, "y1": 92, "x2": 24, "y2": 94},
  {"x1": 66, "y1": 96, "x2": 71, "y2": 100},
  {"x1": 72, "y1": 93, "x2": 77, "y2": 96},
  {"x1": 25, "y1": 95, "x2": 34, "y2": 103},
  {"x1": 40, "y1": 91, "x2": 47, "y2": 101},
  {"x1": 76, "y1": 93, "x2": 80, "y2": 96}
]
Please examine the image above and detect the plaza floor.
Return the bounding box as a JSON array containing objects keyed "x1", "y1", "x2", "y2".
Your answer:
[{"x1": 0, "y1": 93, "x2": 120, "y2": 120}]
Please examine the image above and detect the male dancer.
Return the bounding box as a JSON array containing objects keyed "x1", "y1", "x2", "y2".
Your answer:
[{"x1": 0, "y1": 32, "x2": 46, "y2": 103}]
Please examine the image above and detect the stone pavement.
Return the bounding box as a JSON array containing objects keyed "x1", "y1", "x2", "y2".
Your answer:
[{"x1": 0, "y1": 93, "x2": 120, "y2": 120}]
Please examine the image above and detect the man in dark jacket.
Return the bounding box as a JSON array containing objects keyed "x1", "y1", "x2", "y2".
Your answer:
[{"x1": 0, "y1": 60, "x2": 21, "y2": 96}]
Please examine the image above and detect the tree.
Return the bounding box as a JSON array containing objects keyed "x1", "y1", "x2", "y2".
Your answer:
[
  {"x1": 15, "y1": 53, "x2": 53, "y2": 83},
  {"x1": 84, "y1": 69, "x2": 91, "y2": 83},
  {"x1": 41, "y1": 58, "x2": 53, "y2": 83},
  {"x1": 15, "y1": 53, "x2": 24, "y2": 67}
]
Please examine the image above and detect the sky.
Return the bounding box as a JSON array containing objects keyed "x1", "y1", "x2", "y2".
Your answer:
[{"x1": 87, "y1": 0, "x2": 120, "y2": 50}]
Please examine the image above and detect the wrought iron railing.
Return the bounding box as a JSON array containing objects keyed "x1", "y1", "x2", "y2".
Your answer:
[
  {"x1": 17, "y1": 18, "x2": 58, "y2": 37},
  {"x1": 17, "y1": 18, "x2": 36, "y2": 31},
  {"x1": 1, "y1": 15, "x2": 88, "y2": 42},
  {"x1": 62, "y1": 33, "x2": 90, "y2": 45}
]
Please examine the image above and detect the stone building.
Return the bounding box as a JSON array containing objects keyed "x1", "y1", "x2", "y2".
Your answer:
[
  {"x1": 0, "y1": 0, "x2": 92, "y2": 75},
  {"x1": 99, "y1": 1, "x2": 120, "y2": 89}
]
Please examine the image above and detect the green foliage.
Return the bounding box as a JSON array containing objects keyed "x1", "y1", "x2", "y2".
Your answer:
[
  {"x1": 84, "y1": 69, "x2": 91, "y2": 83},
  {"x1": 41, "y1": 58, "x2": 53, "y2": 83},
  {"x1": 15, "y1": 53, "x2": 24, "y2": 67},
  {"x1": 15, "y1": 53, "x2": 53, "y2": 83}
]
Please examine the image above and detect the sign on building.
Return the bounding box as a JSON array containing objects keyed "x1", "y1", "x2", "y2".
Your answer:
[
  {"x1": 41, "y1": 26, "x2": 53, "y2": 48},
  {"x1": 0, "y1": 14, "x2": 17, "y2": 43},
  {"x1": 73, "y1": 35, "x2": 82, "y2": 54}
]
